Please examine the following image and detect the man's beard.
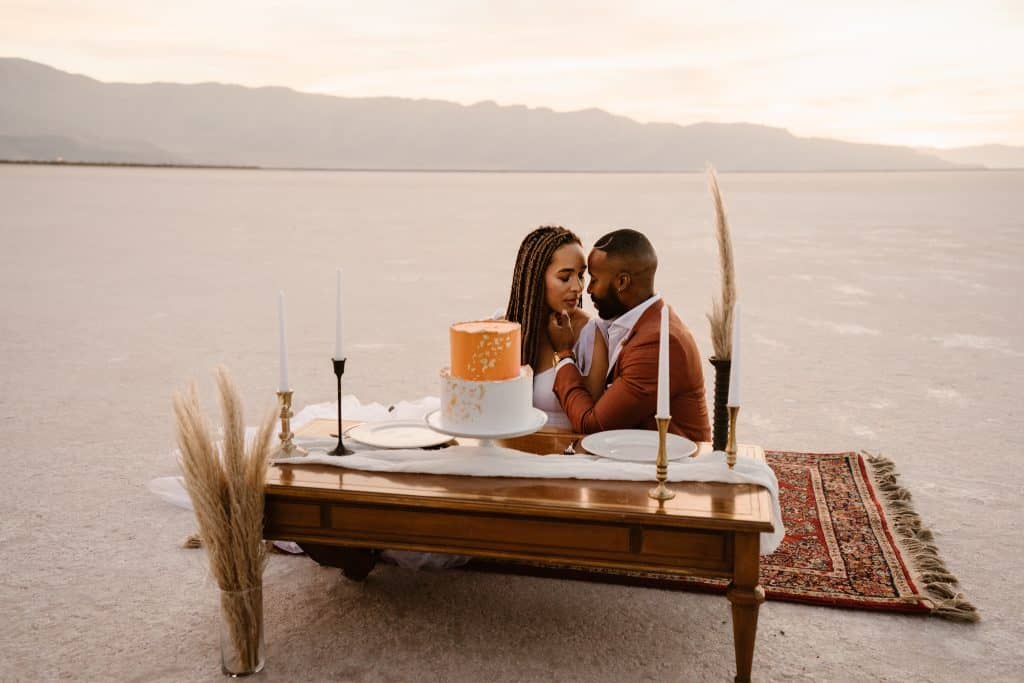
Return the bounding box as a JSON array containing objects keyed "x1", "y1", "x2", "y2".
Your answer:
[{"x1": 591, "y1": 289, "x2": 629, "y2": 320}]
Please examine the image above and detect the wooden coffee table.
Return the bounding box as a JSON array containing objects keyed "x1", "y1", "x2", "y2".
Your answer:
[{"x1": 264, "y1": 419, "x2": 774, "y2": 682}]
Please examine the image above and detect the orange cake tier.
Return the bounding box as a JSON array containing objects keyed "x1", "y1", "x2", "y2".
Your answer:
[{"x1": 449, "y1": 320, "x2": 522, "y2": 381}]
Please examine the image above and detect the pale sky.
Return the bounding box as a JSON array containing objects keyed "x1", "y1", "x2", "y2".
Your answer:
[{"x1": 3, "y1": 0, "x2": 1023, "y2": 148}]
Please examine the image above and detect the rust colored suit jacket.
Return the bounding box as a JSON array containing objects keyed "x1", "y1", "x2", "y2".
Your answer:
[{"x1": 553, "y1": 299, "x2": 711, "y2": 442}]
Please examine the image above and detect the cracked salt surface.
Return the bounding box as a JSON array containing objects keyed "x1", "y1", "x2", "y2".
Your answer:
[{"x1": 933, "y1": 334, "x2": 1020, "y2": 355}]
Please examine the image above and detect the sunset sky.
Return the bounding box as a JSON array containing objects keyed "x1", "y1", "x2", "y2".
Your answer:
[{"x1": 2, "y1": 0, "x2": 1022, "y2": 148}]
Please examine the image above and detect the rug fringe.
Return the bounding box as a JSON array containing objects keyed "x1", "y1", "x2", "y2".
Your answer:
[{"x1": 863, "y1": 452, "x2": 979, "y2": 623}]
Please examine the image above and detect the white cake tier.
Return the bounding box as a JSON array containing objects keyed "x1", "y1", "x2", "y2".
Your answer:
[{"x1": 440, "y1": 365, "x2": 534, "y2": 433}]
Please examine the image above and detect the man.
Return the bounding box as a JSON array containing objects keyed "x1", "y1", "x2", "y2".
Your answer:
[{"x1": 547, "y1": 228, "x2": 711, "y2": 442}]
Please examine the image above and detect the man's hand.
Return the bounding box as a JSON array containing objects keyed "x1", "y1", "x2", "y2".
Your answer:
[{"x1": 547, "y1": 309, "x2": 575, "y2": 353}]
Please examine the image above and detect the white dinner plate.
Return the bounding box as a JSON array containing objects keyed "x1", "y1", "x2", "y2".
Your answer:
[
  {"x1": 581, "y1": 429, "x2": 698, "y2": 462},
  {"x1": 344, "y1": 420, "x2": 452, "y2": 449}
]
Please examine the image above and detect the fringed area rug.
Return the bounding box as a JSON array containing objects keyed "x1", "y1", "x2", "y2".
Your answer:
[{"x1": 468, "y1": 451, "x2": 978, "y2": 622}]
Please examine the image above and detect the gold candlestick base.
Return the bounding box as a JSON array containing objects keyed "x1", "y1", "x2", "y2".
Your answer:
[
  {"x1": 275, "y1": 390, "x2": 307, "y2": 457},
  {"x1": 725, "y1": 405, "x2": 739, "y2": 469},
  {"x1": 648, "y1": 417, "x2": 676, "y2": 501}
]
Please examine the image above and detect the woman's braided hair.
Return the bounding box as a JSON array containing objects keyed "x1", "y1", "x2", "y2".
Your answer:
[{"x1": 505, "y1": 226, "x2": 582, "y2": 367}]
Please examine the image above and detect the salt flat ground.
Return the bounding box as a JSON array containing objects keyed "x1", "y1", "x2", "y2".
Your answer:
[{"x1": 0, "y1": 166, "x2": 1021, "y2": 681}]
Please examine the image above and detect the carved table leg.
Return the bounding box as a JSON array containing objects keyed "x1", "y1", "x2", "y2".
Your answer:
[
  {"x1": 726, "y1": 532, "x2": 765, "y2": 683},
  {"x1": 339, "y1": 548, "x2": 378, "y2": 581},
  {"x1": 301, "y1": 544, "x2": 378, "y2": 581}
]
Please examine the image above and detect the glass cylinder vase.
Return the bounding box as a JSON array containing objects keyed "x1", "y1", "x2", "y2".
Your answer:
[{"x1": 219, "y1": 585, "x2": 265, "y2": 677}]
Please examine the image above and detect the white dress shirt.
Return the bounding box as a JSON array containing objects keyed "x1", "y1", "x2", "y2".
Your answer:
[{"x1": 556, "y1": 294, "x2": 662, "y2": 374}]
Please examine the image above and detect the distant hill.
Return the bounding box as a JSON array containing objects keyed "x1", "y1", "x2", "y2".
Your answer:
[
  {"x1": 0, "y1": 57, "x2": 979, "y2": 171},
  {"x1": 0, "y1": 134, "x2": 180, "y2": 164},
  {"x1": 922, "y1": 144, "x2": 1024, "y2": 169}
]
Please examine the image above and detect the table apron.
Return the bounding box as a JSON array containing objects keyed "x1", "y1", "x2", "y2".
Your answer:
[{"x1": 265, "y1": 495, "x2": 736, "y2": 577}]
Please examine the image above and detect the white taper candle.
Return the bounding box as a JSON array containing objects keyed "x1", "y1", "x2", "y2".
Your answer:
[
  {"x1": 656, "y1": 304, "x2": 670, "y2": 418},
  {"x1": 727, "y1": 303, "x2": 742, "y2": 407},
  {"x1": 278, "y1": 290, "x2": 289, "y2": 392},
  {"x1": 334, "y1": 268, "x2": 344, "y2": 360}
]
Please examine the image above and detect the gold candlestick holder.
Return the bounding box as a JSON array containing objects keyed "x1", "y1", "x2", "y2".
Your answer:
[
  {"x1": 725, "y1": 405, "x2": 740, "y2": 469},
  {"x1": 648, "y1": 417, "x2": 675, "y2": 501},
  {"x1": 275, "y1": 390, "x2": 307, "y2": 457}
]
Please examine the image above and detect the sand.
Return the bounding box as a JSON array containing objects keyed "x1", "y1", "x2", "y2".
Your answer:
[{"x1": 1, "y1": 166, "x2": 1021, "y2": 681}]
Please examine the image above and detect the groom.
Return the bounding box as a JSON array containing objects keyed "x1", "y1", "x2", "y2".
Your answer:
[{"x1": 547, "y1": 229, "x2": 711, "y2": 442}]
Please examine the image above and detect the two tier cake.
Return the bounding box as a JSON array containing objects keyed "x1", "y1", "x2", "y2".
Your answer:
[{"x1": 439, "y1": 320, "x2": 534, "y2": 433}]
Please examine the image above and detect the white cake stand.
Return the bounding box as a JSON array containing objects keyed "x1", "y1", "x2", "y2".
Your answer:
[{"x1": 425, "y1": 408, "x2": 548, "y2": 448}]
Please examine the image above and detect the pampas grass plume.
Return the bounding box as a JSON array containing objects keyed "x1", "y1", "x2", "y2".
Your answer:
[
  {"x1": 706, "y1": 164, "x2": 736, "y2": 359},
  {"x1": 173, "y1": 366, "x2": 275, "y2": 671}
]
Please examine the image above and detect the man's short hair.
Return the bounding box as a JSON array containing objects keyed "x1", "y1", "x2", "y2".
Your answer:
[{"x1": 593, "y1": 228, "x2": 657, "y2": 265}]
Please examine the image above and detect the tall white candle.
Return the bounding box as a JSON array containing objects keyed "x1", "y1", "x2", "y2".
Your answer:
[
  {"x1": 727, "y1": 303, "x2": 742, "y2": 407},
  {"x1": 278, "y1": 290, "x2": 289, "y2": 392},
  {"x1": 656, "y1": 305, "x2": 670, "y2": 418},
  {"x1": 334, "y1": 268, "x2": 344, "y2": 360}
]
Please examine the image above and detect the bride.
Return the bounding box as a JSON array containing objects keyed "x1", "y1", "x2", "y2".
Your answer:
[{"x1": 503, "y1": 226, "x2": 608, "y2": 429}]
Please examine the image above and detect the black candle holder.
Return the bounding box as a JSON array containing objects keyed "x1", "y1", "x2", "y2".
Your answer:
[
  {"x1": 708, "y1": 356, "x2": 732, "y2": 451},
  {"x1": 328, "y1": 357, "x2": 354, "y2": 455}
]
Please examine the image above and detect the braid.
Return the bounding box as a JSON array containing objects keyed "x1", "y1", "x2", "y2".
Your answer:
[{"x1": 505, "y1": 226, "x2": 582, "y2": 367}]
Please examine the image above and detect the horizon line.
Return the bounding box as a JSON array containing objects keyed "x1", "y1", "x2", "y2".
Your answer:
[{"x1": 3, "y1": 160, "x2": 1021, "y2": 173}]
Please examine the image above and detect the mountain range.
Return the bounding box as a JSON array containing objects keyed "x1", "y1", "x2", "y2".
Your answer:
[{"x1": 1, "y1": 58, "x2": 1020, "y2": 171}]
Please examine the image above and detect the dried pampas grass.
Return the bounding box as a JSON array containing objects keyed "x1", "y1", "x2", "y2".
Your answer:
[
  {"x1": 173, "y1": 366, "x2": 275, "y2": 673},
  {"x1": 706, "y1": 164, "x2": 737, "y2": 359}
]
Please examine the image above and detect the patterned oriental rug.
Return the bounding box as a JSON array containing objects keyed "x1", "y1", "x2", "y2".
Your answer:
[{"x1": 468, "y1": 451, "x2": 978, "y2": 622}]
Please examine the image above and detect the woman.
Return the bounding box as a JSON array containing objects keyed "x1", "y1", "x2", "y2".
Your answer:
[{"x1": 505, "y1": 226, "x2": 609, "y2": 430}]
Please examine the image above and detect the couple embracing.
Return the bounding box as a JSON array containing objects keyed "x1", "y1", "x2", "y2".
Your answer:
[{"x1": 504, "y1": 226, "x2": 711, "y2": 443}]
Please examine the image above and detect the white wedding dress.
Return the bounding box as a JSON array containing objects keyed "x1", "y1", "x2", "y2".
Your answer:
[{"x1": 532, "y1": 318, "x2": 600, "y2": 430}]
